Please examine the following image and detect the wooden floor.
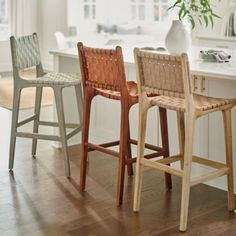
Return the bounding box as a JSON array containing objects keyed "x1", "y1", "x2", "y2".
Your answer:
[{"x1": 0, "y1": 109, "x2": 236, "y2": 235}]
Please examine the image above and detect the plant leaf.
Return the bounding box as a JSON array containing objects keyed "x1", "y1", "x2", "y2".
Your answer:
[
  {"x1": 203, "y1": 15, "x2": 209, "y2": 27},
  {"x1": 209, "y1": 15, "x2": 214, "y2": 28}
]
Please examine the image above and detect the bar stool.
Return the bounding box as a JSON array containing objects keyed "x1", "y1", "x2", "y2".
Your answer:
[
  {"x1": 9, "y1": 33, "x2": 83, "y2": 177},
  {"x1": 77, "y1": 43, "x2": 172, "y2": 205},
  {"x1": 133, "y1": 49, "x2": 236, "y2": 231}
]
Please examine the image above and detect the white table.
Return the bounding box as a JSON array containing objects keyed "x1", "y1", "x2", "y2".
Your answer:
[{"x1": 50, "y1": 45, "x2": 236, "y2": 192}]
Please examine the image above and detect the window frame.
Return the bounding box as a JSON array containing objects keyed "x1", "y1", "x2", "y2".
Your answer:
[
  {"x1": 129, "y1": 0, "x2": 171, "y2": 22},
  {"x1": 83, "y1": 0, "x2": 97, "y2": 21}
]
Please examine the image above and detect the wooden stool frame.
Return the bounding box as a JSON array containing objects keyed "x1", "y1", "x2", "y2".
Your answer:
[
  {"x1": 9, "y1": 33, "x2": 83, "y2": 177},
  {"x1": 77, "y1": 43, "x2": 172, "y2": 205},
  {"x1": 133, "y1": 48, "x2": 236, "y2": 231}
]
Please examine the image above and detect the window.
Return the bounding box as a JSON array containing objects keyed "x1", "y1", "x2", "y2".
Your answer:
[
  {"x1": 153, "y1": 0, "x2": 169, "y2": 21},
  {"x1": 83, "y1": 0, "x2": 96, "y2": 20},
  {"x1": 68, "y1": 0, "x2": 172, "y2": 30},
  {"x1": 69, "y1": 0, "x2": 171, "y2": 23},
  {"x1": 129, "y1": 0, "x2": 170, "y2": 22},
  {"x1": 0, "y1": 0, "x2": 10, "y2": 39},
  {"x1": 131, "y1": 0, "x2": 146, "y2": 21}
]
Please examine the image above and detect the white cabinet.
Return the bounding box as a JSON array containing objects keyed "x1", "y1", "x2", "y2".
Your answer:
[
  {"x1": 167, "y1": 75, "x2": 210, "y2": 175},
  {"x1": 50, "y1": 48, "x2": 236, "y2": 192},
  {"x1": 191, "y1": 76, "x2": 209, "y2": 159},
  {"x1": 163, "y1": 74, "x2": 236, "y2": 190},
  {"x1": 207, "y1": 78, "x2": 236, "y2": 190},
  {"x1": 167, "y1": 76, "x2": 210, "y2": 159},
  {"x1": 196, "y1": 35, "x2": 236, "y2": 49}
]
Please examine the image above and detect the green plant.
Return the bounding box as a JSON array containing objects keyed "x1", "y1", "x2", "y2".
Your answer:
[{"x1": 168, "y1": 0, "x2": 221, "y2": 29}]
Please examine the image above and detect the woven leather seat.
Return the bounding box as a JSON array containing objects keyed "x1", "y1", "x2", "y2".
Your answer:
[
  {"x1": 133, "y1": 49, "x2": 236, "y2": 231},
  {"x1": 151, "y1": 94, "x2": 236, "y2": 112},
  {"x1": 9, "y1": 33, "x2": 83, "y2": 177},
  {"x1": 24, "y1": 73, "x2": 80, "y2": 86},
  {"x1": 95, "y1": 81, "x2": 138, "y2": 100},
  {"x1": 78, "y1": 43, "x2": 172, "y2": 205}
]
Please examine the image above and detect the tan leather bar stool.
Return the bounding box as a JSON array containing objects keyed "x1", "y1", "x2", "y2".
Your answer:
[{"x1": 133, "y1": 48, "x2": 236, "y2": 231}]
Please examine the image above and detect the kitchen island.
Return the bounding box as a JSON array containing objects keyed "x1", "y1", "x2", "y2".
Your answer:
[{"x1": 50, "y1": 45, "x2": 236, "y2": 191}]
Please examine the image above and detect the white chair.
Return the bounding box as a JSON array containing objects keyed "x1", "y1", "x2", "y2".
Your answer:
[
  {"x1": 9, "y1": 33, "x2": 83, "y2": 177},
  {"x1": 54, "y1": 31, "x2": 70, "y2": 49}
]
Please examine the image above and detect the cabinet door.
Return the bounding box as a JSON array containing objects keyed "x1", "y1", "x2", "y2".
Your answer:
[
  {"x1": 192, "y1": 76, "x2": 209, "y2": 159},
  {"x1": 166, "y1": 76, "x2": 209, "y2": 158},
  {"x1": 207, "y1": 78, "x2": 236, "y2": 189},
  {"x1": 161, "y1": 76, "x2": 209, "y2": 158}
]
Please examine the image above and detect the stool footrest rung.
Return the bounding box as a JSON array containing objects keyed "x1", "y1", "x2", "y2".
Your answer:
[
  {"x1": 190, "y1": 168, "x2": 229, "y2": 187},
  {"x1": 126, "y1": 151, "x2": 169, "y2": 164},
  {"x1": 87, "y1": 142, "x2": 120, "y2": 157},
  {"x1": 156, "y1": 155, "x2": 182, "y2": 165},
  {"x1": 16, "y1": 132, "x2": 60, "y2": 141},
  {"x1": 130, "y1": 139, "x2": 164, "y2": 152},
  {"x1": 66, "y1": 126, "x2": 82, "y2": 139},
  {"x1": 38, "y1": 120, "x2": 79, "y2": 129},
  {"x1": 17, "y1": 115, "x2": 37, "y2": 127},
  {"x1": 141, "y1": 158, "x2": 183, "y2": 177},
  {"x1": 93, "y1": 141, "x2": 120, "y2": 149},
  {"x1": 87, "y1": 139, "x2": 166, "y2": 162},
  {"x1": 192, "y1": 155, "x2": 227, "y2": 169},
  {"x1": 140, "y1": 154, "x2": 229, "y2": 186}
]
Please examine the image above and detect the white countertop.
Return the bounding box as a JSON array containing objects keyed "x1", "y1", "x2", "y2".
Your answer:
[{"x1": 50, "y1": 44, "x2": 236, "y2": 81}]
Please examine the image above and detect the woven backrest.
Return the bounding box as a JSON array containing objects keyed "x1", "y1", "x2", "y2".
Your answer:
[
  {"x1": 78, "y1": 42, "x2": 126, "y2": 92},
  {"x1": 134, "y1": 49, "x2": 191, "y2": 99},
  {"x1": 10, "y1": 33, "x2": 42, "y2": 70}
]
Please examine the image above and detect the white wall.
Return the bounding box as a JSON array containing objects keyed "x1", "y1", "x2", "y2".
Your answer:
[
  {"x1": 0, "y1": 0, "x2": 234, "y2": 73},
  {"x1": 0, "y1": 40, "x2": 11, "y2": 73},
  {"x1": 0, "y1": 0, "x2": 69, "y2": 73},
  {"x1": 37, "y1": 0, "x2": 69, "y2": 70},
  {"x1": 0, "y1": 0, "x2": 38, "y2": 73},
  {"x1": 31, "y1": 0, "x2": 236, "y2": 69}
]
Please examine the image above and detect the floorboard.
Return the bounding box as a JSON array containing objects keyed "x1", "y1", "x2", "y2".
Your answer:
[{"x1": 0, "y1": 108, "x2": 236, "y2": 236}]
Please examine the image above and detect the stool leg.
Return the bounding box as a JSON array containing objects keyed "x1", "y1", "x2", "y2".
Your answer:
[
  {"x1": 117, "y1": 103, "x2": 129, "y2": 205},
  {"x1": 177, "y1": 111, "x2": 185, "y2": 169},
  {"x1": 159, "y1": 107, "x2": 172, "y2": 189},
  {"x1": 179, "y1": 112, "x2": 195, "y2": 232},
  {"x1": 126, "y1": 121, "x2": 134, "y2": 176},
  {"x1": 133, "y1": 104, "x2": 148, "y2": 212},
  {"x1": 80, "y1": 88, "x2": 93, "y2": 191},
  {"x1": 54, "y1": 87, "x2": 70, "y2": 178},
  {"x1": 74, "y1": 84, "x2": 83, "y2": 129},
  {"x1": 222, "y1": 109, "x2": 235, "y2": 211},
  {"x1": 9, "y1": 87, "x2": 22, "y2": 170},
  {"x1": 32, "y1": 87, "x2": 43, "y2": 157}
]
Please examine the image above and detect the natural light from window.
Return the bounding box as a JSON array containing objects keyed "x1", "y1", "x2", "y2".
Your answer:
[
  {"x1": 68, "y1": 0, "x2": 173, "y2": 29},
  {"x1": 83, "y1": 0, "x2": 96, "y2": 20},
  {"x1": 0, "y1": 0, "x2": 10, "y2": 40}
]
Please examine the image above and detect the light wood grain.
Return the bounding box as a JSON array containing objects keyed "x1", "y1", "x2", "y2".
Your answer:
[{"x1": 133, "y1": 48, "x2": 236, "y2": 232}]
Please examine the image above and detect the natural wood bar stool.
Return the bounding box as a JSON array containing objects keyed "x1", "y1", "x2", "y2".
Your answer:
[
  {"x1": 77, "y1": 43, "x2": 172, "y2": 205},
  {"x1": 133, "y1": 48, "x2": 236, "y2": 231}
]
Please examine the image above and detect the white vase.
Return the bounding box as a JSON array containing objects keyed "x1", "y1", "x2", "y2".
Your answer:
[{"x1": 165, "y1": 20, "x2": 191, "y2": 55}]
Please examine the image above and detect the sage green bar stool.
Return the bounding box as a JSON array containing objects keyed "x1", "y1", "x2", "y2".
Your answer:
[{"x1": 9, "y1": 33, "x2": 83, "y2": 177}]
